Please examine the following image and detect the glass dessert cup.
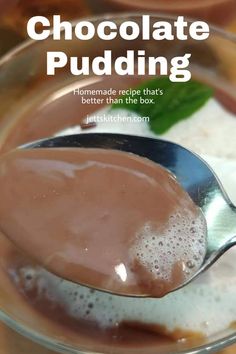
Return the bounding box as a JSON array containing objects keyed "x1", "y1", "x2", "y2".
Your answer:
[
  {"x1": 87, "y1": 0, "x2": 236, "y2": 29},
  {"x1": 0, "y1": 13, "x2": 236, "y2": 354}
]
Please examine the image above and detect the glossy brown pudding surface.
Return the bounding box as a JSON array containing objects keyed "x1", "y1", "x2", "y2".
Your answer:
[{"x1": 0, "y1": 147, "x2": 206, "y2": 297}]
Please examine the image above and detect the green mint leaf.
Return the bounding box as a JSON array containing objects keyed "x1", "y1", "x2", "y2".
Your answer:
[{"x1": 112, "y1": 77, "x2": 213, "y2": 134}]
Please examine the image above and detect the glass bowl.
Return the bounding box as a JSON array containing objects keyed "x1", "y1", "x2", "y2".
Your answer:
[
  {"x1": 0, "y1": 13, "x2": 236, "y2": 354},
  {"x1": 87, "y1": 0, "x2": 236, "y2": 28}
]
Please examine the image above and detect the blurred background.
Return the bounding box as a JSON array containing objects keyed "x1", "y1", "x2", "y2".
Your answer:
[{"x1": 0, "y1": 1, "x2": 235, "y2": 353}]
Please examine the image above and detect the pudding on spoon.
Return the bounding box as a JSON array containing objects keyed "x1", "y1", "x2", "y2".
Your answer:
[{"x1": 0, "y1": 141, "x2": 207, "y2": 297}]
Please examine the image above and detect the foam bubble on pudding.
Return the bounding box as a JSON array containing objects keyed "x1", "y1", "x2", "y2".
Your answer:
[{"x1": 131, "y1": 212, "x2": 206, "y2": 286}]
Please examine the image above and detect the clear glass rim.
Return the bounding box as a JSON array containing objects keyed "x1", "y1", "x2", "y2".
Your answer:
[
  {"x1": 1, "y1": 308, "x2": 236, "y2": 354},
  {"x1": 0, "y1": 12, "x2": 236, "y2": 354},
  {"x1": 99, "y1": 0, "x2": 236, "y2": 11}
]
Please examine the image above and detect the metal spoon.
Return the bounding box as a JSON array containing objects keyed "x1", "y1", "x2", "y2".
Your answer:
[
  {"x1": 15, "y1": 133, "x2": 236, "y2": 295},
  {"x1": 21, "y1": 133, "x2": 236, "y2": 286}
]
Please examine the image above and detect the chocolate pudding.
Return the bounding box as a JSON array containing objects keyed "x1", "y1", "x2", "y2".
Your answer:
[{"x1": 0, "y1": 147, "x2": 206, "y2": 297}]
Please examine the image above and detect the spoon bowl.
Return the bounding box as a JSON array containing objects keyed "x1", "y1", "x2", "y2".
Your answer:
[{"x1": 17, "y1": 132, "x2": 236, "y2": 296}]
